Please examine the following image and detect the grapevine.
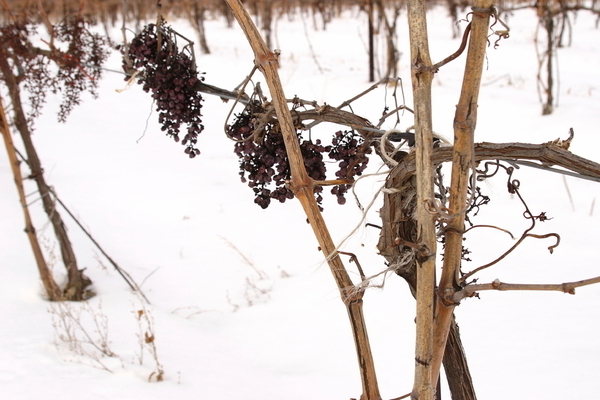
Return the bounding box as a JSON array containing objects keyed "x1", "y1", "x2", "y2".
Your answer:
[
  {"x1": 52, "y1": 17, "x2": 109, "y2": 122},
  {"x1": 228, "y1": 102, "x2": 299, "y2": 209},
  {"x1": 123, "y1": 23, "x2": 372, "y2": 206},
  {"x1": 228, "y1": 103, "x2": 371, "y2": 208},
  {"x1": 329, "y1": 130, "x2": 371, "y2": 205},
  {"x1": 126, "y1": 22, "x2": 204, "y2": 158},
  {"x1": 0, "y1": 18, "x2": 110, "y2": 125}
]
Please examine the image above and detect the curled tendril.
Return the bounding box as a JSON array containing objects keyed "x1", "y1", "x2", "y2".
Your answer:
[
  {"x1": 489, "y1": 7, "x2": 511, "y2": 48},
  {"x1": 476, "y1": 160, "x2": 503, "y2": 180},
  {"x1": 508, "y1": 178, "x2": 520, "y2": 193},
  {"x1": 525, "y1": 233, "x2": 561, "y2": 254},
  {"x1": 461, "y1": 160, "x2": 560, "y2": 282}
]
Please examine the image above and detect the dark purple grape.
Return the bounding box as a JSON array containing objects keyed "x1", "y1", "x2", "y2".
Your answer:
[
  {"x1": 228, "y1": 107, "x2": 371, "y2": 208},
  {"x1": 328, "y1": 130, "x2": 371, "y2": 204},
  {"x1": 125, "y1": 23, "x2": 204, "y2": 157}
]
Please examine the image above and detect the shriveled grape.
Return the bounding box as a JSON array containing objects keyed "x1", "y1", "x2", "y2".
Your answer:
[
  {"x1": 228, "y1": 105, "x2": 371, "y2": 208},
  {"x1": 126, "y1": 23, "x2": 204, "y2": 157},
  {"x1": 328, "y1": 130, "x2": 371, "y2": 204}
]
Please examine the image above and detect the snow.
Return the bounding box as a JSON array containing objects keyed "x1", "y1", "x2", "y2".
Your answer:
[{"x1": 1, "y1": 6, "x2": 599, "y2": 399}]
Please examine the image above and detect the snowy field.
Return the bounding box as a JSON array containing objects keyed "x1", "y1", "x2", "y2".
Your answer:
[{"x1": 1, "y1": 6, "x2": 600, "y2": 399}]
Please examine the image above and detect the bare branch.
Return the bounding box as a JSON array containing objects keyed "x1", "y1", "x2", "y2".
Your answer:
[
  {"x1": 428, "y1": 22, "x2": 472, "y2": 72},
  {"x1": 375, "y1": 105, "x2": 414, "y2": 129},
  {"x1": 197, "y1": 80, "x2": 251, "y2": 103},
  {"x1": 339, "y1": 251, "x2": 366, "y2": 281},
  {"x1": 47, "y1": 188, "x2": 150, "y2": 303},
  {"x1": 336, "y1": 77, "x2": 398, "y2": 110},
  {"x1": 304, "y1": 77, "x2": 399, "y2": 131},
  {"x1": 455, "y1": 276, "x2": 600, "y2": 302},
  {"x1": 433, "y1": 1, "x2": 494, "y2": 389},
  {"x1": 463, "y1": 224, "x2": 515, "y2": 239},
  {"x1": 407, "y1": 0, "x2": 438, "y2": 397},
  {"x1": 389, "y1": 142, "x2": 600, "y2": 184},
  {"x1": 461, "y1": 230, "x2": 560, "y2": 281},
  {"x1": 313, "y1": 179, "x2": 355, "y2": 186},
  {"x1": 389, "y1": 392, "x2": 411, "y2": 400}
]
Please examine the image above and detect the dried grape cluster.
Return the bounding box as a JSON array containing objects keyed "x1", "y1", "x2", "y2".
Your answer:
[
  {"x1": 329, "y1": 130, "x2": 371, "y2": 204},
  {"x1": 0, "y1": 18, "x2": 109, "y2": 124},
  {"x1": 228, "y1": 104, "x2": 370, "y2": 209},
  {"x1": 228, "y1": 104, "x2": 294, "y2": 209},
  {"x1": 126, "y1": 23, "x2": 204, "y2": 157},
  {"x1": 52, "y1": 17, "x2": 109, "y2": 122}
]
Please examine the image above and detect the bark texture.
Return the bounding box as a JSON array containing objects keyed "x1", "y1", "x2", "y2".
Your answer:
[
  {"x1": 377, "y1": 166, "x2": 477, "y2": 400},
  {"x1": 0, "y1": 51, "x2": 90, "y2": 301},
  {"x1": 407, "y1": 0, "x2": 437, "y2": 397},
  {"x1": 0, "y1": 95, "x2": 62, "y2": 301}
]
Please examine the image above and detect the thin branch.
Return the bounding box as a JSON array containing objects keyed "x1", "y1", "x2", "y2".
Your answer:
[
  {"x1": 47, "y1": 188, "x2": 150, "y2": 304},
  {"x1": 455, "y1": 276, "x2": 600, "y2": 302},
  {"x1": 300, "y1": 10, "x2": 323, "y2": 74},
  {"x1": 223, "y1": 64, "x2": 259, "y2": 141},
  {"x1": 376, "y1": 105, "x2": 414, "y2": 129},
  {"x1": 339, "y1": 251, "x2": 366, "y2": 281},
  {"x1": 506, "y1": 159, "x2": 600, "y2": 183},
  {"x1": 195, "y1": 81, "x2": 251, "y2": 104},
  {"x1": 428, "y1": 22, "x2": 472, "y2": 73},
  {"x1": 0, "y1": 0, "x2": 17, "y2": 23},
  {"x1": 313, "y1": 179, "x2": 354, "y2": 186},
  {"x1": 389, "y1": 142, "x2": 600, "y2": 184},
  {"x1": 433, "y1": 1, "x2": 493, "y2": 389},
  {"x1": 304, "y1": 77, "x2": 398, "y2": 130},
  {"x1": 35, "y1": 0, "x2": 55, "y2": 44},
  {"x1": 461, "y1": 164, "x2": 560, "y2": 281},
  {"x1": 463, "y1": 224, "x2": 515, "y2": 239},
  {"x1": 461, "y1": 230, "x2": 560, "y2": 282},
  {"x1": 0, "y1": 94, "x2": 62, "y2": 300},
  {"x1": 338, "y1": 77, "x2": 397, "y2": 109}
]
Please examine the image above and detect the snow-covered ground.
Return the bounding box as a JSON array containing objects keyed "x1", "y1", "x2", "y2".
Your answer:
[{"x1": 1, "y1": 6, "x2": 599, "y2": 399}]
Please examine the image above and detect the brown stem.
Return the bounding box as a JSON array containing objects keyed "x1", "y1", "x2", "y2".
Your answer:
[
  {"x1": 0, "y1": 95, "x2": 62, "y2": 301},
  {"x1": 541, "y1": 10, "x2": 555, "y2": 115},
  {"x1": 190, "y1": 4, "x2": 211, "y2": 54},
  {"x1": 407, "y1": 1, "x2": 437, "y2": 398},
  {"x1": 433, "y1": 1, "x2": 493, "y2": 385},
  {"x1": 429, "y1": 22, "x2": 472, "y2": 73},
  {"x1": 461, "y1": 225, "x2": 560, "y2": 282},
  {"x1": 222, "y1": 1, "x2": 381, "y2": 398},
  {"x1": 367, "y1": 0, "x2": 375, "y2": 82},
  {"x1": 455, "y1": 276, "x2": 600, "y2": 302},
  {"x1": 35, "y1": 0, "x2": 55, "y2": 43},
  {"x1": 443, "y1": 316, "x2": 478, "y2": 400},
  {"x1": 377, "y1": 174, "x2": 478, "y2": 400},
  {"x1": 389, "y1": 142, "x2": 600, "y2": 184},
  {"x1": 0, "y1": 49, "x2": 89, "y2": 301}
]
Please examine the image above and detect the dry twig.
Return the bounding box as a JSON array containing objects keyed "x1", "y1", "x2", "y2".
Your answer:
[{"x1": 455, "y1": 276, "x2": 600, "y2": 302}]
